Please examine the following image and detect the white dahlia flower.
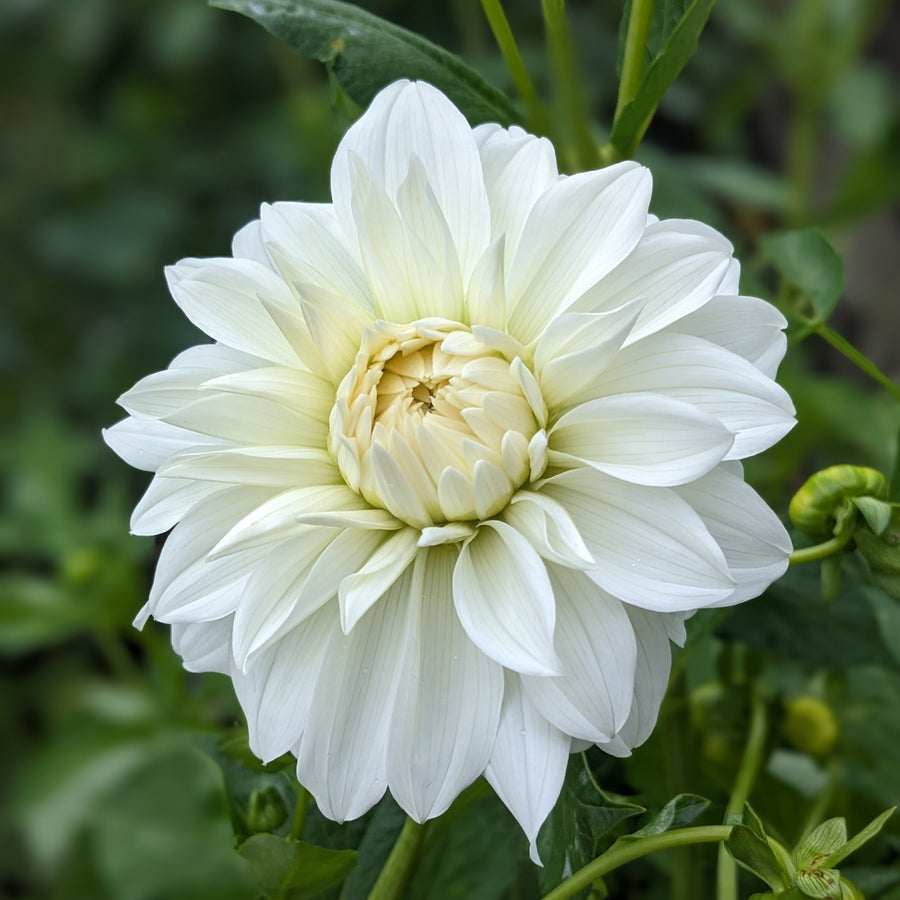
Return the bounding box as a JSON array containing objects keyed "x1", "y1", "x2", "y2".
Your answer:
[{"x1": 105, "y1": 80, "x2": 794, "y2": 860}]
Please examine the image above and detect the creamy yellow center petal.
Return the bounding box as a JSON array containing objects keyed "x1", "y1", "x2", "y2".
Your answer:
[{"x1": 329, "y1": 319, "x2": 546, "y2": 528}]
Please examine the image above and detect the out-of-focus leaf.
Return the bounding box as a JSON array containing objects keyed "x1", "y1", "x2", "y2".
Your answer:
[
  {"x1": 717, "y1": 564, "x2": 894, "y2": 669},
  {"x1": 239, "y1": 834, "x2": 357, "y2": 899},
  {"x1": 340, "y1": 795, "x2": 408, "y2": 900},
  {"x1": 611, "y1": 0, "x2": 717, "y2": 156},
  {"x1": 90, "y1": 740, "x2": 256, "y2": 900},
  {"x1": 537, "y1": 756, "x2": 644, "y2": 896},
  {"x1": 620, "y1": 793, "x2": 710, "y2": 841},
  {"x1": 761, "y1": 228, "x2": 845, "y2": 322},
  {"x1": 210, "y1": 0, "x2": 518, "y2": 126},
  {"x1": 726, "y1": 824, "x2": 791, "y2": 891},
  {"x1": 0, "y1": 576, "x2": 85, "y2": 654}
]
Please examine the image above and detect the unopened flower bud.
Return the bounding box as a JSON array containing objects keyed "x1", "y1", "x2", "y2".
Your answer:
[
  {"x1": 246, "y1": 786, "x2": 288, "y2": 834},
  {"x1": 783, "y1": 696, "x2": 838, "y2": 756},
  {"x1": 789, "y1": 466, "x2": 887, "y2": 541}
]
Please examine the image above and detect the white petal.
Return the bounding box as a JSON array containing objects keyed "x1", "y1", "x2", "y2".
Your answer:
[
  {"x1": 581, "y1": 333, "x2": 796, "y2": 458},
  {"x1": 548, "y1": 393, "x2": 734, "y2": 486},
  {"x1": 506, "y1": 164, "x2": 651, "y2": 343},
  {"x1": 574, "y1": 219, "x2": 735, "y2": 342},
  {"x1": 485, "y1": 673, "x2": 570, "y2": 865},
  {"x1": 474, "y1": 124, "x2": 559, "y2": 269},
  {"x1": 232, "y1": 528, "x2": 339, "y2": 670},
  {"x1": 233, "y1": 604, "x2": 338, "y2": 762},
  {"x1": 165, "y1": 258, "x2": 304, "y2": 366},
  {"x1": 675, "y1": 465, "x2": 791, "y2": 605},
  {"x1": 465, "y1": 234, "x2": 507, "y2": 331},
  {"x1": 331, "y1": 80, "x2": 491, "y2": 282},
  {"x1": 523, "y1": 566, "x2": 637, "y2": 742},
  {"x1": 502, "y1": 491, "x2": 594, "y2": 568},
  {"x1": 170, "y1": 616, "x2": 233, "y2": 675},
  {"x1": 231, "y1": 219, "x2": 272, "y2": 268},
  {"x1": 338, "y1": 527, "x2": 419, "y2": 633},
  {"x1": 453, "y1": 521, "x2": 562, "y2": 676},
  {"x1": 671, "y1": 294, "x2": 788, "y2": 378},
  {"x1": 297, "y1": 568, "x2": 414, "y2": 821},
  {"x1": 103, "y1": 418, "x2": 220, "y2": 472},
  {"x1": 388, "y1": 548, "x2": 503, "y2": 821},
  {"x1": 543, "y1": 468, "x2": 735, "y2": 611},
  {"x1": 258, "y1": 201, "x2": 373, "y2": 310},
  {"x1": 611, "y1": 606, "x2": 673, "y2": 749},
  {"x1": 130, "y1": 476, "x2": 229, "y2": 536}
]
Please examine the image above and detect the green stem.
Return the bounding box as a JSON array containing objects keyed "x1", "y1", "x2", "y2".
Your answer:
[
  {"x1": 367, "y1": 817, "x2": 426, "y2": 900},
  {"x1": 615, "y1": 0, "x2": 654, "y2": 122},
  {"x1": 815, "y1": 324, "x2": 900, "y2": 402},
  {"x1": 541, "y1": 826, "x2": 733, "y2": 900},
  {"x1": 716, "y1": 688, "x2": 768, "y2": 900},
  {"x1": 541, "y1": 0, "x2": 597, "y2": 171},
  {"x1": 789, "y1": 534, "x2": 853, "y2": 565},
  {"x1": 289, "y1": 786, "x2": 311, "y2": 841},
  {"x1": 480, "y1": 0, "x2": 550, "y2": 134}
]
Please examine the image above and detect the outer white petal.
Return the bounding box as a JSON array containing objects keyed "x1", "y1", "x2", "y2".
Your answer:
[
  {"x1": 671, "y1": 294, "x2": 788, "y2": 378},
  {"x1": 675, "y1": 465, "x2": 791, "y2": 605},
  {"x1": 130, "y1": 475, "x2": 228, "y2": 536},
  {"x1": 233, "y1": 603, "x2": 338, "y2": 762},
  {"x1": 338, "y1": 526, "x2": 420, "y2": 633},
  {"x1": 331, "y1": 80, "x2": 491, "y2": 281},
  {"x1": 501, "y1": 491, "x2": 594, "y2": 568},
  {"x1": 103, "y1": 418, "x2": 220, "y2": 472},
  {"x1": 170, "y1": 616, "x2": 233, "y2": 675},
  {"x1": 581, "y1": 333, "x2": 796, "y2": 458},
  {"x1": 543, "y1": 468, "x2": 735, "y2": 611},
  {"x1": 574, "y1": 219, "x2": 735, "y2": 342},
  {"x1": 231, "y1": 528, "x2": 339, "y2": 670},
  {"x1": 506, "y1": 164, "x2": 651, "y2": 343},
  {"x1": 453, "y1": 521, "x2": 562, "y2": 676},
  {"x1": 388, "y1": 548, "x2": 503, "y2": 821},
  {"x1": 485, "y1": 674, "x2": 570, "y2": 865},
  {"x1": 473, "y1": 123, "x2": 559, "y2": 268},
  {"x1": 165, "y1": 258, "x2": 305, "y2": 366},
  {"x1": 548, "y1": 393, "x2": 734, "y2": 486},
  {"x1": 231, "y1": 219, "x2": 272, "y2": 268},
  {"x1": 297, "y1": 566, "x2": 415, "y2": 821},
  {"x1": 523, "y1": 566, "x2": 637, "y2": 743},
  {"x1": 257, "y1": 201, "x2": 373, "y2": 310}
]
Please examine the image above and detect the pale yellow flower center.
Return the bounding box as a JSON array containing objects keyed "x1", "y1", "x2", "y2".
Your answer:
[{"x1": 329, "y1": 319, "x2": 548, "y2": 528}]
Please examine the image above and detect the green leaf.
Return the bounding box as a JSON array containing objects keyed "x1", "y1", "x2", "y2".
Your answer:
[
  {"x1": 726, "y1": 824, "x2": 792, "y2": 891},
  {"x1": 852, "y1": 496, "x2": 893, "y2": 535},
  {"x1": 889, "y1": 424, "x2": 900, "y2": 503},
  {"x1": 822, "y1": 808, "x2": 895, "y2": 869},
  {"x1": 610, "y1": 0, "x2": 717, "y2": 156},
  {"x1": 536, "y1": 756, "x2": 644, "y2": 895},
  {"x1": 742, "y1": 804, "x2": 769, "y2": 840},
  {"x1": 760, "y1": 228, "x2": 845, "y2": 322},
  {"x1": 239, "y1": 834, "x2": 357, "y2": 899},
  {"x1": 339, "y1": 795, "x2": 408, "y2": 900},
  {"x1": 794, "y1": 819, "x2": 848, "y2": 870},
  {"x1": 211, "y1": 0, "x2": 518, "y2": 126},
  {"x1": 621, "y1": 793, "x2": 710, "y2": 841}
]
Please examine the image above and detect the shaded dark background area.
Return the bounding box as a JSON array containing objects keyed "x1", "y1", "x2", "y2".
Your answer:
[{"x1": 1, "y1": 1, "x2": 899, "y2": 898}]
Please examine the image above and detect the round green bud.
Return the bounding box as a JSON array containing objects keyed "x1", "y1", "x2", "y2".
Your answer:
[
  {"x1": 783, "y1": 696, "x2": 839, "y2": 757},
  {"x1": 789, "y1": 466, "x2": 887, "y2": 541},
  {"x1": 246, "y1": 786, "x2": 288, "y2": 834}
]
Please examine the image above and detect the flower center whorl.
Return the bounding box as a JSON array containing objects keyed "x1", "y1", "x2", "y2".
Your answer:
[{"x1": 329, "y1": 319, "x2": 547, "y2": 529}]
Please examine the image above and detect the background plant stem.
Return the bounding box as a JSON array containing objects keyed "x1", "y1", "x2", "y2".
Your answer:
[{"x1": 367, "y1": 817, "x2": 425, "y2": 900}]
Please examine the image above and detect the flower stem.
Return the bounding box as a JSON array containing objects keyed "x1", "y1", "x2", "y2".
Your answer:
[
  {"x1": 541, "y1": 826, "x2": 733, "y2": 900},
  {"x1": 541, "y1": 0, "x2": 597, "y2": 171},
  {"x1": 789, "y1": 534, "x2": 853, "y2": 565},
  {"x1": 716, "y1": 687, "x2": 768, "y2": 900},
  {"x1": 289, "y1": 785, "x2": 311, "y2": 841},
  {"x1": 814, "y1": 323, "x2": 900, "y2": 402},
  {"x1": 614, "y1": 0, "x2": 654, "y2": 123},
  {"x1": 367, "y1": 817, "x2": 425, "y2": 900},
  {"x1": 480, "y1": 0, "x2": 550, "y2": 134}
]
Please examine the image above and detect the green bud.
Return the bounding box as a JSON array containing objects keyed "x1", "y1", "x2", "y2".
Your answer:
[
  {"x1": 795, "y1": 867, "x2": 842, "y2": 898},
  {"x1": 790, "y1": 466, "x2": 887, "y2": 541},
  {"x1": 246, "y1": 786, "x2": 288, "y2": 834},
  {"x1": 783, "y1": 696, "x2": 839, "y2": 757}
]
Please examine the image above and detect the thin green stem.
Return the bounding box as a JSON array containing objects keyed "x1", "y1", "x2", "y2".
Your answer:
[
  {"x1": 815, "y1": 324, "x2": 900, "y2": 402},
  {"x1": 289, "y1": 786, "x2": 311, "y2": 841},
  {"x1": 717, "y1": 688, "x2": 768, "y2": 900},
  {"x1": 367, "y1": 817, "x2": 426, "y2": 900},
  {"x1": 541, "y1": 826, "x2": 733, "y2": 900},
  {"x1": 614, "y1": 0, "x2": 654, "y2": 122},
  {"x1": 541, "y1": 0, "x2": 597, "y2": 171},
  {"x1": 480, "y1": 0, "x2": 550, "y2": 134},
  {"x1": 789, "y1": 534, "x2": 853, "y2": 565}
]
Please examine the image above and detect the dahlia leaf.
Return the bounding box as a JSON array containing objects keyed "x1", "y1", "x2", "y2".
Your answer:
[
  {"x1": 210, "y1": 0, "x2": 518, "y2": 126},
  {"x1": 760, "y1": 228, "x2": 845, "y2": 322},
  {"x1": 610, "y1": 0, "x2": 717, "y2": 157},
  {"x1": 239, "y1": 834, "x2": 357, "y2": 899},
  {"x1": 620, "y1": 793, "x2": 711, "y2": 840}
]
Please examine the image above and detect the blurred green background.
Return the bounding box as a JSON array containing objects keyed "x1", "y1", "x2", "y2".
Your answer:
[{"x1": 2, "y1": 0, "x2": 899, "y2": 897}]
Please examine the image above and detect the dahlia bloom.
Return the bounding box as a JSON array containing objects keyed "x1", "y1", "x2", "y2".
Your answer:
[{"x1": 105, "y1": 80, "x2": 794, "y2": 860}]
